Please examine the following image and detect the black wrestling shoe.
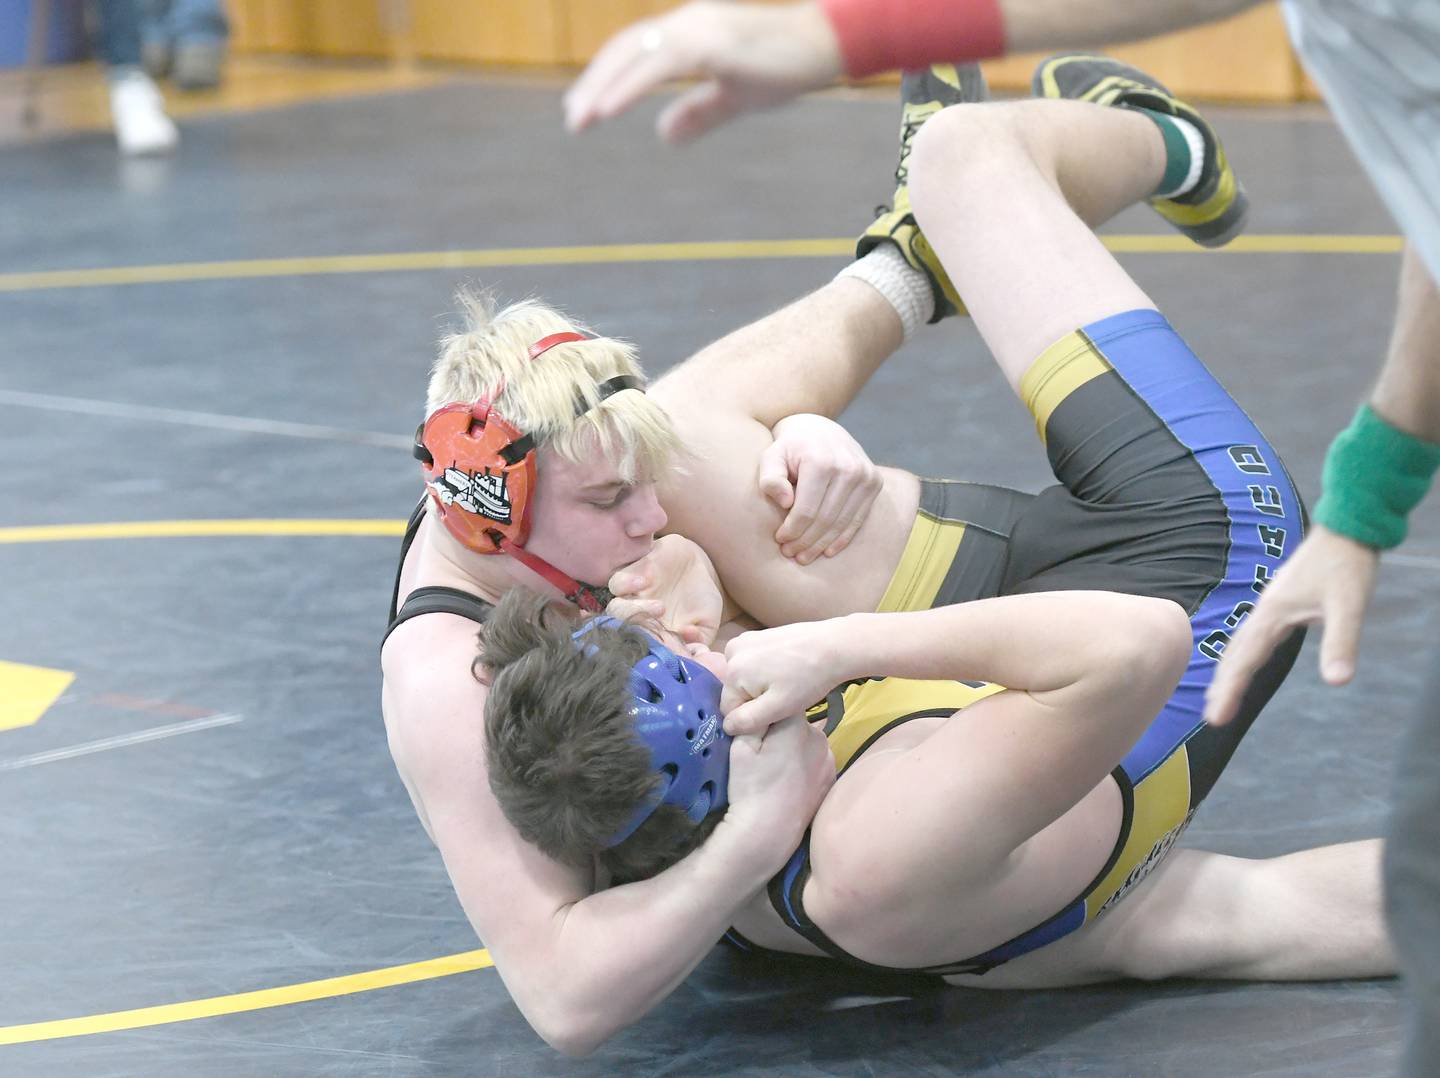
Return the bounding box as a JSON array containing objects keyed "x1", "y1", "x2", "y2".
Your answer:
[
  {"x1": 1032, "y1": 53, "x2": 1249, "y2": 248},
  {"x1": 856, "y1": 63, "x2": 987, "y2": 321}
]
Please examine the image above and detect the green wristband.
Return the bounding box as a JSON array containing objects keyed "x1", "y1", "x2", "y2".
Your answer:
[{"x1": 1314, "y1": 403, "x2": 1440, "y2": 549}]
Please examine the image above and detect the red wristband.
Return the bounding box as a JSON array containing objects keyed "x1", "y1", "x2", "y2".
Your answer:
[{"x1": 819, "y1": 0, "x2": 1007, "y2": 78}]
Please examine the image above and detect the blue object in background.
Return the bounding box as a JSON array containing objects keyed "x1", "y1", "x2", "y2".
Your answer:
[{"x1": 0, "y1": 0, "x2": 89, "y2": 68}]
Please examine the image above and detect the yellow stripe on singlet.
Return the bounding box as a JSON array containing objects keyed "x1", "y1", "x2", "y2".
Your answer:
[
  {"x1": 1085, "y1": 749, "x2": 1192, "y2": 920},
  {"x1": 1018, "y1": 331, "x2": 1114, "y2": 446},
  {"x1": 872, "y1": 509, "x2": 967, "y2": 614},
  {"x1": 825, "y1": 678, "x2": 1007, "y2": 772}
]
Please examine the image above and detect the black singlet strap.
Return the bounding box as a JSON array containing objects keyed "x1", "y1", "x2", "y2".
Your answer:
[
  {"x1": 384, "y1": 586, "x2": 494, "y2": 648},
  {"x1": 385, "y1": 497, "x2": 496, "y2": 648},
  {"x1": 388, "y1": 497, "x2": 429, "y2": 625}
]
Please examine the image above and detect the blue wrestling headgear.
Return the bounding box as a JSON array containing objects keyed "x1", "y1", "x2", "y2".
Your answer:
[{"x1": 572, "y1": 616, "x2": 731, "y2": 848}]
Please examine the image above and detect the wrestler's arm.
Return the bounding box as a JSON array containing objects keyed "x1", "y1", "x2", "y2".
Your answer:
[
  {"x1": 651, "y1": 279, "x2": 916, "y2": 627},
  {"x1": 722, "y1": 591, "x2": 1190, "y2": 861},
  {"x1": 382, "y1": 623, "x2": 825, "y2": 1057},
  {"x1": 565, "y1": 0, "x2": 1260, "y2": 141},
  {"x1": 652, "y1": 277, "x2": 901, "y2": 431}
]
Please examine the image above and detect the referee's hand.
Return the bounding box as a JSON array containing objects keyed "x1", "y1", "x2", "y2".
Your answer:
[{"x1": 1204, "y1": 525, "x2": 1379, "y2": 726}]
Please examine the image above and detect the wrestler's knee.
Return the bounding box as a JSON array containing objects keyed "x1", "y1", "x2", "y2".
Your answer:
[{"x1": 909, "y1": 102, "x2": 1035, "y2": 216}]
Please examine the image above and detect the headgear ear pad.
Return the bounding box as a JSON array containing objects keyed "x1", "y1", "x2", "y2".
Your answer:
[
  {"x1": 414, "y1": 400, "x2": 537, "y2": 555},
  {"x1": 414, "y1": 327, "x2": 641, "y2": 564}
]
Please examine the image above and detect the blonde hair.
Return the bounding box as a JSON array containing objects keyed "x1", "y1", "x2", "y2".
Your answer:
[{"x1": 426, "y1": 291, "x2": 681, "y2": 483}]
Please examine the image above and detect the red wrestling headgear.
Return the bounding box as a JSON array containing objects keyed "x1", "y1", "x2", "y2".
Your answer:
[
  {"x1": 415, "y1": 398, "x2": 538, "y2": 554},
  {"x1": 412, "y1": 330, "x2": 643, "y2": 611}
]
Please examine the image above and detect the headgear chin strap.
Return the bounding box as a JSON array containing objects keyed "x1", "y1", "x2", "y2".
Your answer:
[{"x1": 413, "y1": 330, "x2": 642, "y2": 613}]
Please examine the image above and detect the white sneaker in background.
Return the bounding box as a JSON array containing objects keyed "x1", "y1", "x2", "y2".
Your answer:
[{"x1": 108, "y1": 69, "x2": 180, "y2": 156}]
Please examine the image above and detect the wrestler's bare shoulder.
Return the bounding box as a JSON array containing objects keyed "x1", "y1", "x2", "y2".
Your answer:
[{"x1": 381, "y1": 616, "x2": 493, "y2": 831}]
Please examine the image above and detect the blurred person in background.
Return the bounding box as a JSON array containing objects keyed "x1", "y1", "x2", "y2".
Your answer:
[
  {"x1": 141, "y1": 0, "x2": 228, "y2": 90},
  {"x1": 96, "y1": 0, "x2": 178, "y2": 154}
]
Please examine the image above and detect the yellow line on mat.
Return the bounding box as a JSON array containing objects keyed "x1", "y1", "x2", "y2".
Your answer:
[
  {"x1": 1106, "y1": 234, "x2": 1403, "y2": 253},
  {"x1": 0, "y1": 520, "x2": 406, "y2": 544},
  {"x1": 0, "y1": 240, "x2": 850, "y2": 292},
  {"x1": 0, "y1": 235, "x2": 1403, "y2": 292},
  {"x1": 0, "y1": 950, "x2": 494, "y2": 1045}
]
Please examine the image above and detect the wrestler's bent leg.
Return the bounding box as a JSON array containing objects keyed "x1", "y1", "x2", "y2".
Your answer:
[
  {"x1": 900, "y1": 89, "x2": 1315, "y2": 973},
  {"x1": 943, "y1": 841, "x2": 1395, "y2": 988},
  {"x1": 908, "y1": 98, "x2": 1164, "y2": 386}
]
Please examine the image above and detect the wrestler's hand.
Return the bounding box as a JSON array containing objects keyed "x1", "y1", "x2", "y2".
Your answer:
[
  {"x1": 608, "y1": 534, "x2": 725, "y2": 647},
  {"x1": 563, "y1": 1, "x2": 844, "y2": 143},
  {"x1": 721, "y1": 619, "x2": 853, "y2": 735},
  {"x1": 1204, "y1": 524, "x2": 1380, "y2": 726},
  {"x1": 760, "y1": 413, "x2": 883, "y2": 564},
  {"x1": 720, "y1": 715, "x2": 835, "y2": 858}
]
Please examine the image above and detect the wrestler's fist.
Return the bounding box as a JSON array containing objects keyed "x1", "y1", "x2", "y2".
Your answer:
[
  {"x1": 721, "y1": 715, "x2": 835, "y2": 860},
  {"x1": 721, "y1": 619, "x2": 854, "y2": 736},
  {"x1": 760, "y1": 413, "x2": 884, "y2": 564}
]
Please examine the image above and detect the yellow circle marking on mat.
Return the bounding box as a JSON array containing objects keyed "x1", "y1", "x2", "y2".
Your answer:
[
  {"x1": 0, "y1": 517, "x2": 490, "y2": 1044},
  {"x1": 0, "y1": 234, "x2": 1404, "y2": 292},
  {"x1": 0, "y1": 519, "x2": 406, "y2": 543},
  {"x1": 0, "y1": 950, "x2": 495, "y2": 1045}
]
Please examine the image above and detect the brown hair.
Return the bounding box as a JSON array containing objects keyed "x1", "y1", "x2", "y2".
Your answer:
[{"x1": 480, "y1": 591, "x2": 723, "y2": 883}]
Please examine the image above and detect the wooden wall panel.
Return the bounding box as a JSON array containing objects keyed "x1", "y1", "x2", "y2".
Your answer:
[
  {"x1": 250, "y1": 0, "x2": 304, "y2": 52},
  {"x1": 562, "y1": 1, "x2": 678, "y2": 65},
  {"x1": 410, "y1": 0, "x2": 565, "y2": 64},
  {"x1": 230, "y1": 0, "x2": 393, "y2": 57},
  {"x1": 303, "y1": 2, "x2": 390, "y2": 58},
  {"x1": 226, "y1": 0, "x2": 264, "y2": 52}
]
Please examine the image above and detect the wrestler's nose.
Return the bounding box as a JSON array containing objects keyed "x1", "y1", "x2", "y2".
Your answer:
[{"x1": 626, "y1": 483, "x2": 667, "y2": 538}]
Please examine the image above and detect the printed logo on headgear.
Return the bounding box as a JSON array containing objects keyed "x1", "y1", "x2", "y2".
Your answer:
[
  {"x1": 691, "y1": 713, "x2": 720, "y2": 756},
  {"x1": 430, "y1": 466, "x2": 512, "y2": 525}
]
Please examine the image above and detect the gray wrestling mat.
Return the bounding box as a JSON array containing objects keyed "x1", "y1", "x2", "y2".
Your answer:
[{"x1": 1, "y1": 73, "x2": 1430, "y2": 1076}]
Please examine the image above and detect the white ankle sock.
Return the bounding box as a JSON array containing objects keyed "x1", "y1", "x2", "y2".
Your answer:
[
  {"x1": 1155, "y1": 116, "x2": 1206, "y2": 199},
  {"x1": 835, "y1": 245, "x2": 934, "y2": 340}
]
